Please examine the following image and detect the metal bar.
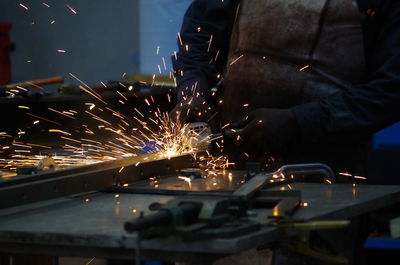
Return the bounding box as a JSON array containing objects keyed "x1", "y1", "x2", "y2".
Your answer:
[
  {"x1": 0, "y1": 153, "x2": 190, "y2": 187},
  {"x1": 233, "y1": 163, "x2": 335, "y2": 199},
  {"x1": 0, "y1": 154, "x2": 196, "y2": 210},
  {"x1": 265, "y1": 190, "x2": 302, "y2": 219},
  {"x1": 233, "y1": 173, "x2": 274, "y2": 198},
  {"x1": 278, "y1": 163, "x2": 335, "y2": 183},
  {"x1": 106, "y1": 187, "x2": 222, "y2": 196}
]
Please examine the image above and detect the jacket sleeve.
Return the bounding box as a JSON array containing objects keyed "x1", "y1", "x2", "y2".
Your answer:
[
  {"x1": 293, "y1": 1, "x2": 400, "y2": 142},
  {"x1": 172, "y1": 0, "x2": 238, "y2": 101}
]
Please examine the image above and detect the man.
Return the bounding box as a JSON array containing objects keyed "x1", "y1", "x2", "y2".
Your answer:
[{"x1": 171, "y1": 0, "x2": 400, "y2": 178}]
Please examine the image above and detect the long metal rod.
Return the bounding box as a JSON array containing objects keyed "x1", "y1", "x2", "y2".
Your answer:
[
  {"x1": 0, "y1": 153, "x2": 188, "y2": 187},
  {"x1": 0, "y1": 153, "x2": 196, "y2": 210}
]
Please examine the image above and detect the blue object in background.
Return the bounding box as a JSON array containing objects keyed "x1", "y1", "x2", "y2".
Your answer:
[
  {"x1": 364, "y1": 238, "x2": 400, "y2": 250},
  {"x1": 140, "y1": 141, "x2": 159, "y2": 154},
  {"x1": 139, "y1": 0, "x2": 192, "y2": 75},
  {"x1": 373, "y1": 122, "x2": 400, "y2": 150}
]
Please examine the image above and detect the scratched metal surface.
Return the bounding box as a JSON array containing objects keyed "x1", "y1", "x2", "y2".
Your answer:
[
  {"x1": 0, "y1": 177, "x2": 399, "y2": 262},
  {"x1": 130, "y1": 169, "x2": 249, "y2": 191}
]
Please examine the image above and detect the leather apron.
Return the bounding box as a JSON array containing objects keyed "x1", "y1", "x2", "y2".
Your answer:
[{"x1": 221, "y1": 0, "x2": 367, "y2": 175}]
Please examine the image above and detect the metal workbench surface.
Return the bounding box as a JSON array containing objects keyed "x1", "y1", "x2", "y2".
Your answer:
[{"x1": 0, "y1": 183, "x2": 399, "y2": 263}]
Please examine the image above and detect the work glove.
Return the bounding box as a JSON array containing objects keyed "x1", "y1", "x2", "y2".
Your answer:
[
  {"x1": 224, "y1": 108, "x2": 300, "y2": 156},
  {"x1": 169, "y1": 95, "x2": 212, "y2": 125}
]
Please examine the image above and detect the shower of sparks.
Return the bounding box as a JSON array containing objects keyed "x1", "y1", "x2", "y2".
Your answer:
[
  {"x1": 0, "y1": 69, "x2": 231, "y2": 178},
  {"x1": 198, "y1": 153, "x2": 233, "y2": 170}
]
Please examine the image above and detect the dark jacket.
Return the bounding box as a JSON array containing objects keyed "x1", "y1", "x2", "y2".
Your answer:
[
  {"x1": 172, "y1": 0, "x2": 400, "y2": 174},
  {"x1": 173, "y1": 0, "x2": 400, "y2": 136}
]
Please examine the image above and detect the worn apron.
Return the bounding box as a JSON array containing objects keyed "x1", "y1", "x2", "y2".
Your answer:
[{"x1": 221, "y1": 0, "x2": 367, "y2": 175}]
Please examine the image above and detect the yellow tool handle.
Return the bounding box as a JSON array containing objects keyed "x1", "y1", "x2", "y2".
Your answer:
[{"x1": 286, "y1": 220, "x2": 350, "y2": 229}]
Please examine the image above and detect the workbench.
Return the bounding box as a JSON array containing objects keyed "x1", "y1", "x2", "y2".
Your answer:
[{"x1": 0, "y1": 178, "x2": 399, "y2": 264}]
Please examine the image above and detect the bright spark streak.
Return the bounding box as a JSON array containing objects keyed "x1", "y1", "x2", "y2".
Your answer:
[
  {"x1": 299, "y1": 65, "x2": 310, "y2": 71},
  {"x1": 60, "y1": 136, "x2": 82, "y2": 143},
  {"x1": 177, "y1": 32, "x2": 183, "y2": 46},
  {"x1": 26, "y1": 113, "x2": 61, "y2": 125},
  {"x1": 48, "y1": 129, "x2": 71, "y2": 136},
  {"x1": 325, "y1": 179, "x2": 332, "y2": 184},
  {"x1": 229, "y1": 54, "x2": 244, "y2": 66},
  {"x1": 84, "y1": 103, "x2": 96, "y2": 110},
  {"x1": 48, "y1": 107, "x2": 75, "y2": 119},
  {"x1": 178, "y1": 176, "x2": 192, "y2": 188},
  {"x1": 134, "y1": 108, "x2": 144, "y2": 118},
  {"x1": 19, "y1": 3, "x2": 28, "y2": 10},
  {"x1": 85, "y1": 257, "x2": 95, "y2": 265},
  {"x1": 215, "y1": 50, "x2": 220, "y2": 61},
  {"x1": 354, "y1": 176, "x2": 366, "y2": 180},
  {"x1": 207, "y1": 35, "x2": 213, "y2": 52},
  {"x1": 69, "y1": 73, "x2": 107, "y2": 105},
  {"x1": 66, "y1": 4, "x2": 77, "y2": 14},
  {"x1": 117, "y1": 91, "x2": 128, "y2": 101}
]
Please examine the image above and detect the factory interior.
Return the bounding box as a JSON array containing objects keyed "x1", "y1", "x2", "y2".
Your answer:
[{"x1": 0, "y1": 0, "x2": 400, "y2": 265}]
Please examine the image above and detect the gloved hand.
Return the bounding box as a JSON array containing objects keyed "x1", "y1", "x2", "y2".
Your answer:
[
  {"x1": 224, "y1": 108, "x2": 300, "y2": 156},
  {"x1": 169, "y1": 95, "x2": 212, "y2": 125}
]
